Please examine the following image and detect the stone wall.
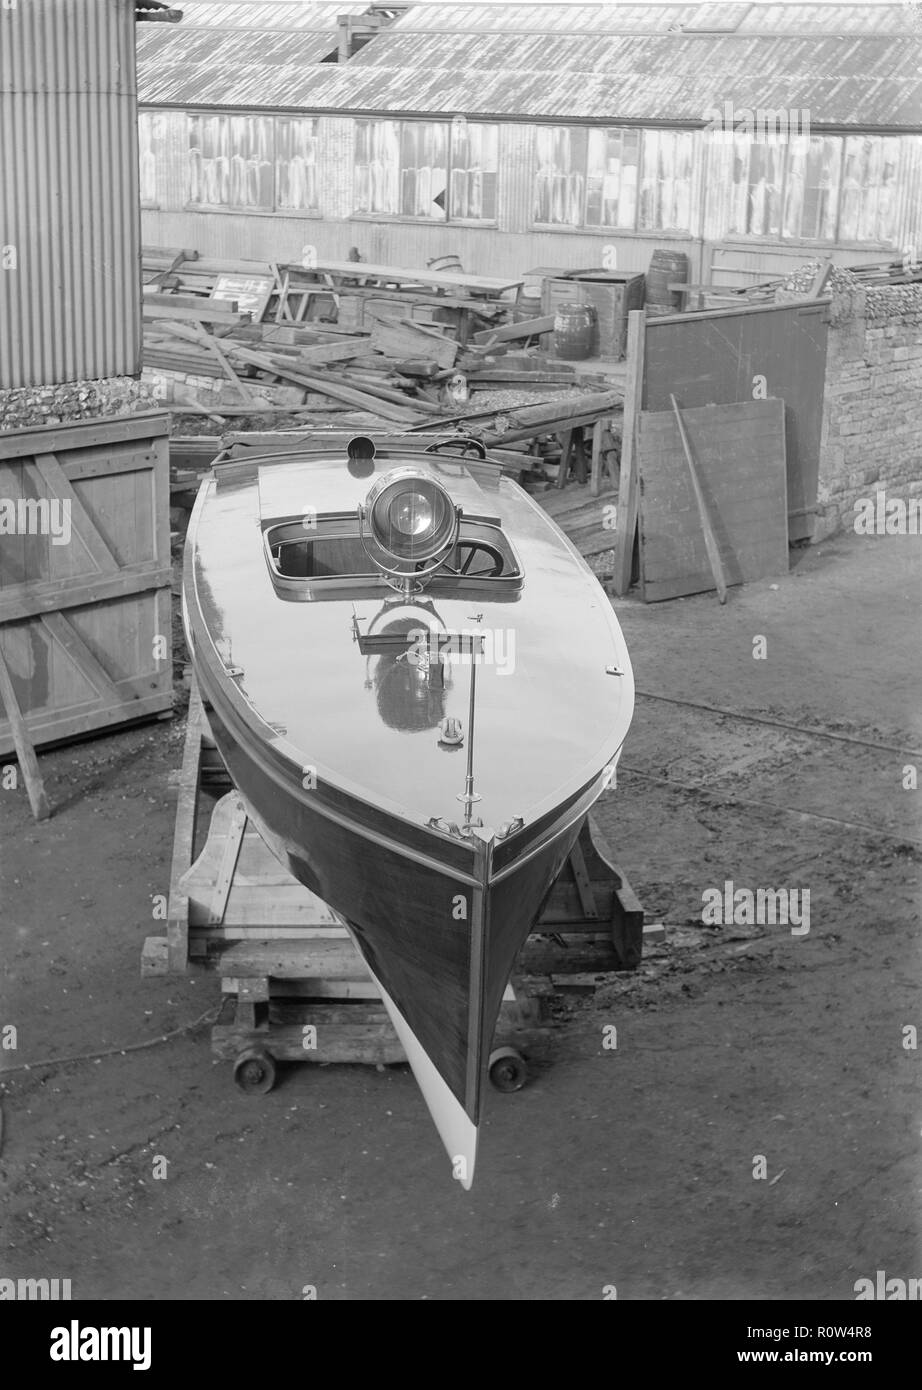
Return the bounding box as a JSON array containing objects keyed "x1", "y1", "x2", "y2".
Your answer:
[
  {"x1": 814, "y1": 283, "x2": 922, "y2": 541},
  {"x1": 0, "y1": 376, "x2": 156, "y2": 433}
]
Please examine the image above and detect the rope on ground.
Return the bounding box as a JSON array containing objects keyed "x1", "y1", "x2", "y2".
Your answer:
[
  {"x1": 619, "y1": 765, "x2": 922, "y2": 847},
  {"x1": 634, "y1": 689, "x2": 922, "y2": 758},
  {"x1": 0, "y1": 1005, "x2": 221, "y2": 1082}
]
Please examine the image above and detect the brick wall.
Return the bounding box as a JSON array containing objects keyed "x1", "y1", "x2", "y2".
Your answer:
[
  {"x1": 0, "y1": 376, "x2": 156, "y2": 433},
  {"x1": 814, "y1": 284, "x2": 922, "y2": 541}
]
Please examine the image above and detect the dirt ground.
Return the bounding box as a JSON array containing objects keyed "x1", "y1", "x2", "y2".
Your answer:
[{"x1": 1, "y1": 528, "x2": 919, "y2": 1301}]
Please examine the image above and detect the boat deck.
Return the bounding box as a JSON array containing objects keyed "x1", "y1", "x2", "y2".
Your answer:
[{"x1": 187, "y1": 448, "x2": 633, "y2": 838}]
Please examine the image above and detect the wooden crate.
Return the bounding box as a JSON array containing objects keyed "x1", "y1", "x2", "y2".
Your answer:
[
  {"x1": 0, "y1": 411, "x2": 173, "y2": 758},
  {"x1": 542, "y1": 272, "x2": 646, "y2": 359}
]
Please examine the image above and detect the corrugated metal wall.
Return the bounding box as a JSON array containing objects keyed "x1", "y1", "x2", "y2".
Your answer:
[{"x1": 0, "y1": 0, "x2": 141, "y2": 390}]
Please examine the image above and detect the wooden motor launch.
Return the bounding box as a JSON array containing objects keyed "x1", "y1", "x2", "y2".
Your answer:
[{"x1": 183, "y1": 435, "x2": 634, "y2": 1186}]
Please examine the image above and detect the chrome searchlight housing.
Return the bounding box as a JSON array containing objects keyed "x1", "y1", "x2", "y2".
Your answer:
[{"x1": 360, "y1": 468, "x2": 460, "y2": 586}]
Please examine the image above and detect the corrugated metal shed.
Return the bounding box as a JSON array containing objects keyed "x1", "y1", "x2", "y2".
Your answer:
[
  {"x1": 138, "y1": 27, "x2": 922, "y2": 130},
  {"x1": 0, "y1": 0, "x2": 142, "y2": 390}
]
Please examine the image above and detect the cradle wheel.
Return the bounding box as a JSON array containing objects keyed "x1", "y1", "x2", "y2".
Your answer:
[
  {"x1": 488, "y1": 1047, "x2": 527, "y2": 1092},
  {"x1": 233, "y1": 1049, "x2": 276, "y2": 1095}
]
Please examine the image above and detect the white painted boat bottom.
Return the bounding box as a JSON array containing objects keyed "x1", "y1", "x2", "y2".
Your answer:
[{"x1": 348, "y1": 932, "x2": 479, "y2": 1191}]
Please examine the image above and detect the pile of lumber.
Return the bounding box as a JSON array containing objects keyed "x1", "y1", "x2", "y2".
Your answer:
[{"x1": 143, "y1": 245, "x2": 624, "y2": 473}]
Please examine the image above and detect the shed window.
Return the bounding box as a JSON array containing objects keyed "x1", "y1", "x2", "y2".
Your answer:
[
  {"x1": 188, "y1": 114, "x2": 274, "y2": 209},
  {"x1": 187, "y1": 115, "x2": 319, "y2": 213},
  {"x1": 638, "y1": 129, "x2": 694, "y2": 232},
  {"x1": 727, "y1": 132, "x2": 784, "y2": 236},
  {"x1": 138, "y1": 111, "x2": 162, "y2": 206},
  {"x1": 838, "y1": 136, "x2": 900, "y2": 244},
  {"x1": 276, "y1": 118, "x2": 320, "y2": 212},
  {"x1": 534, "y1": 126, "x2": 692, "y2": 232},
  {"x1": 783, "y1": 136, "x2": 841, "y2": 241},
  {"x1": 450, "y1": 121, "x2": 499, "y2": 221},
  {"x1": 586, "y1": 128, "x2": 639, "y2": 229},
  {"x1": 354, "y1": 120, "x2": 498, "y2": 221}
]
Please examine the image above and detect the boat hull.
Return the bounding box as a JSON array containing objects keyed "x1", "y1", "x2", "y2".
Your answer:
[{"x1": 198, "y1": 657, "x2": 595, "y2": 1131}]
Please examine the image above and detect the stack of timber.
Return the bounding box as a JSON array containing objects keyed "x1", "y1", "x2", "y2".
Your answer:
[{"x1": 144, "y1": 247, "x2": 627, "y2": 507}]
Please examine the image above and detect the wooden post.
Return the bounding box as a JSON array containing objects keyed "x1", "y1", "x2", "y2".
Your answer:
[
  {"x1": 589, "y1": 418, "x2": 604, "y2": 496},
  {"x1": 556, "y1": 429, "x2": 574, "y2": 489},
  {"x1": 612, "y1": 310, "x2": 645, "y2": 594},
  {"x1": 0, "y1": 645, "x2": 50, "y2": 821},
  {"x1": 669, "y1": 395, "x2": 728, "y2": 604}
]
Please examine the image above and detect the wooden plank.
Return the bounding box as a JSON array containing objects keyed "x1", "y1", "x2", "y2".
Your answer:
[
  {"x1": 0, "y1": 642, "x2": 50, "y2": 820},
  {"x1": 143, "y1": 302, "x2": 252, "y2": 327},
  {"x1": 370, "y1": 318, "x2": 458, "y2": 370},
  {"x1": 0, "y1": 564, "x2": 172, "y2": 625},
  {"x1": 0, "y1": 413, "x2": 169, "y2": 463},
  {"x1": 210, "y1": 1020, "x2": 406, "y2": 1067},
  {"x1": 314, "y1": 260, "x2": 521, "y2": 295},
  {"x1": 31, "y1": 453, "x2": 120, "y2": 574},
  {"x1": 472, "y1": 314, "x2": 555, "y2": 346},
  {"x1": 670, "y1": 396, "x2": 728, "y2": 604},
  {"x1": 167, "y1": 679, "x2": 205, "y2": 972},
  {"x1": 637, "y1": 398, "x2": 788, "y2": 603},
  {"x1": 611, "y1": 310, "x2": 645, "y2": 595},
  {"x1": 221, "y1": 345, "x2": 425, "y2": 423}
]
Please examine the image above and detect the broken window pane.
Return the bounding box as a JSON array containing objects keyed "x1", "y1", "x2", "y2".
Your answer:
[
  {"x1": 355, "y1": 120, "x2": 447, "y2": 219},
  {"x1": 450, "y1": 123, "x2": 498, "y2": 220}
]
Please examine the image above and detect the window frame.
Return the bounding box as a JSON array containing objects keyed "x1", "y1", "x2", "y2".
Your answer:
[
  {"x1": 531, "y1": 123, "x2": 695, "y2": 235},
  {"x1": 352, "y1": 117, "x2": 500, "y2": 225},
  {"x1": 184, "y1": 112, "x2": 322, "y2": 216}
]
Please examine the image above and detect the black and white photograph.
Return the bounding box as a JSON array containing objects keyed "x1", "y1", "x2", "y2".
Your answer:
[{"x1": 0, "y1": 0, "x2": 920, "y2": 1344}]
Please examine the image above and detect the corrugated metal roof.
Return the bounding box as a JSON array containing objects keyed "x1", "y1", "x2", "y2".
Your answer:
[
  {"x1": 389, "y1": 4, "x2": 705, "y2": 34},
  {"x1": 152, "y1": 1, "x2": 375, "y2": 29},
  {"x1": 138, "y1": 30, "x2": 922, "y2": 129},
  {"x1": 387, "y1": 3, "x2": 919, "y2": 36},
  {"x1": 138, "y1": 27, "x2": 343, "y2": 92}
]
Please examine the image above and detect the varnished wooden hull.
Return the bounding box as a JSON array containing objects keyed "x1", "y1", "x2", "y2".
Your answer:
[{"x1": 198, "y1": 657, "x2": 595, "y2": 1130}]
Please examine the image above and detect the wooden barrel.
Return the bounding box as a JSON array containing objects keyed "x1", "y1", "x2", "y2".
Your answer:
[
  {"x1": 645, "y1": 249, "x2": 689, "y2": 312},
  {"x1": 553, "y1": 302, "x2": 596, "y2": 360}
]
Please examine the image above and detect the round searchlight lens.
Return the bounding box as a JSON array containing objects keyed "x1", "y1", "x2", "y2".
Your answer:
[
  {"x1": 362, "y1": 468, "x2": 459, "y2": 571},
  {"x1": 390, "y1": 491, "x2": 433, "y2": 537}
]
